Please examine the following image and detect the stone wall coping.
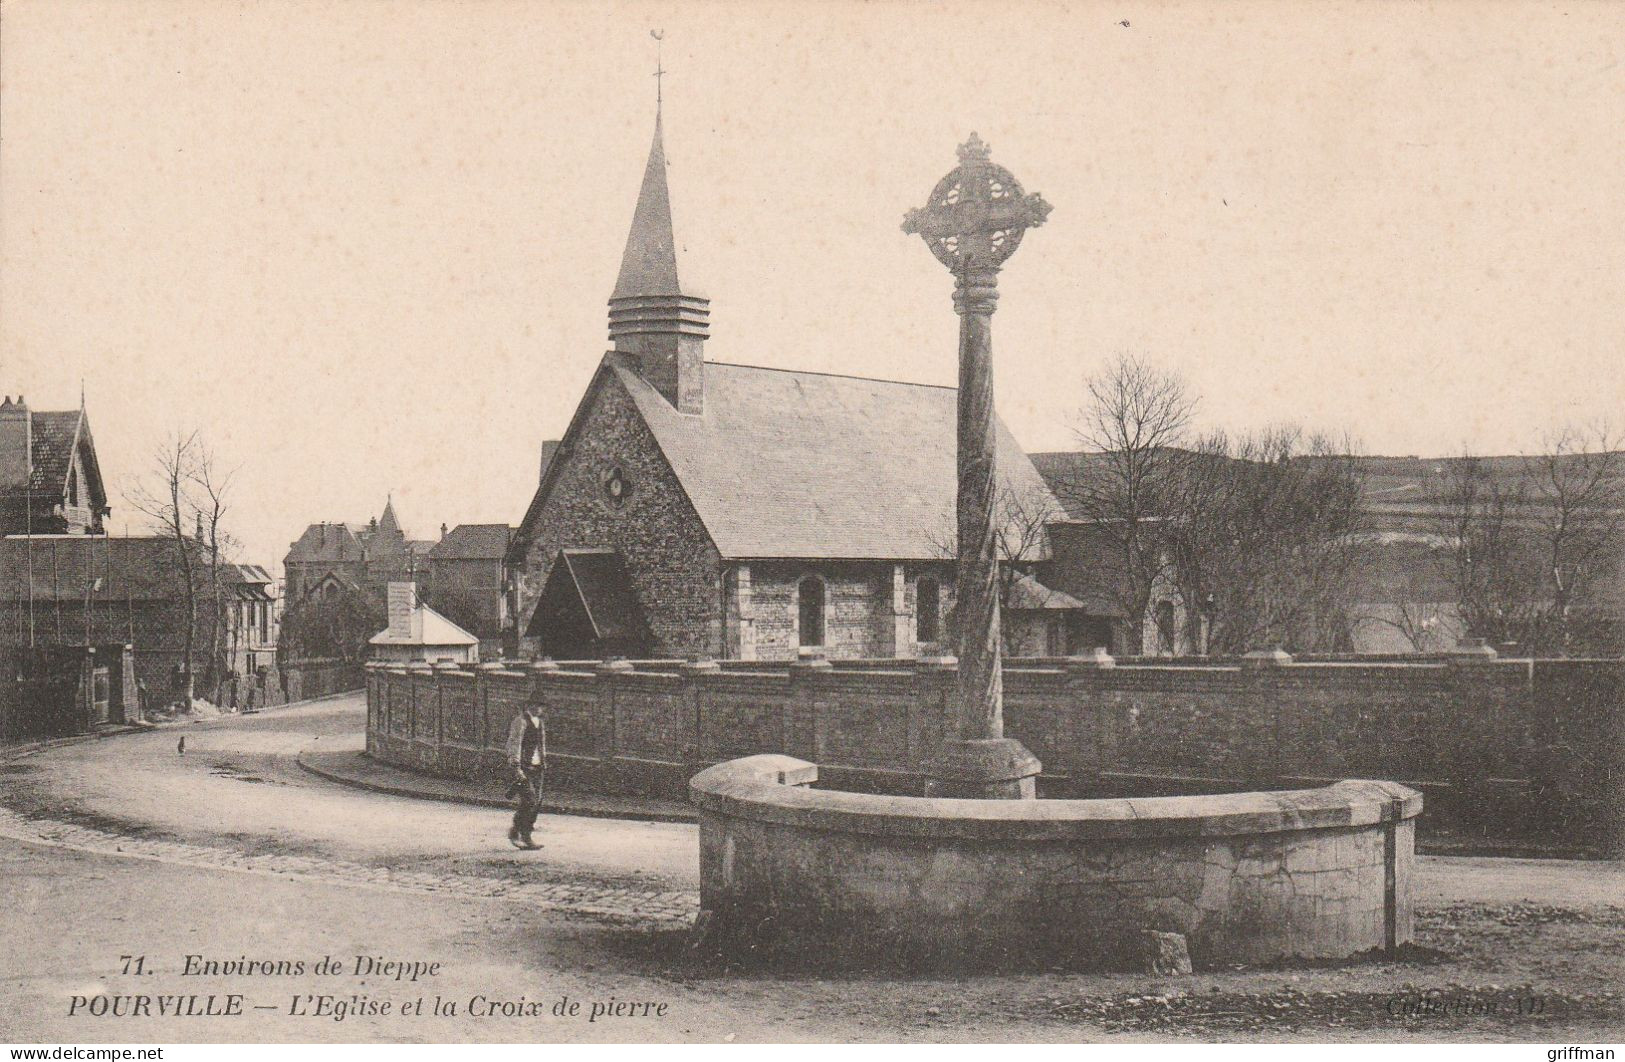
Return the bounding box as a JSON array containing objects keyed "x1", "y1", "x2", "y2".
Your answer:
[
  {"x1": 387, "y1": 654, "x2": 1560, "y2": 673},
  {"x1": 608, "y1": 668, "x2": 685, "y2": 685},
  {"x1": 522, "y1": 659, "x2": 1488, "y2": 679},
  {"x1": 689, "y1": 755, "x2": 1423, "y2": 842}
]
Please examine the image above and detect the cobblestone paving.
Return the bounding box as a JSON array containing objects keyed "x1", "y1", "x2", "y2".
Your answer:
[{"x1": 0, "y1": 804, "x2": 698, "y2": 929}]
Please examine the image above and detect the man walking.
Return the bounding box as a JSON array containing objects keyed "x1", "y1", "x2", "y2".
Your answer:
[{"x1": 503, "y1": 703, "x2": 546, "y2": 850}]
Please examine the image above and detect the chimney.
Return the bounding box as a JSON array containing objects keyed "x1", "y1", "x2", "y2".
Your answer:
[
  {"x1": 387, "y1": 581, "x2": 416, "y2": 639},
  {"x1": 539, "y1": 439, "x2": 561, "y2": 484},
  {"x1": 0, "y1": 395, "x2": 32, "y2": 491},
  {"x1": 607, "y1": 110, "x2": 708, "y2": 414}
]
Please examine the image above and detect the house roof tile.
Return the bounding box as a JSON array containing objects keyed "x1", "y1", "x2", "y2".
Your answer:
[{"x1": 429, "y1": 524, "x2": 512, "y2": 560}]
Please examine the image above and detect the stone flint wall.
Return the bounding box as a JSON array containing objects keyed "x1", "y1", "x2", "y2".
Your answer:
[
  {"x1": 690, "y1": 755, "x2": 1423, "y2": 969},
  {"x1": 364, "y1": 652, "x2": 1625, "y2": 851},
  {"x1": 282, "y1": 658, "x2": 365, "y2": 703}
]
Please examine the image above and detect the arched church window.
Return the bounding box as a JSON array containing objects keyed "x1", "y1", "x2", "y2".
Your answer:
[
  {"x1": 797, "y1": 576, "x2": 825, "y2": 648},
  {"x1": 916, "y1": 576, "x2": 940, "y2": 643}
]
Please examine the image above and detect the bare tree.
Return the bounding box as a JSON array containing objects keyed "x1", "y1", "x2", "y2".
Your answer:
[
  {"x1": 1438, "y1": 427, "x2": 1625, "y2": 655},
  {"x1": 1443, "y1": 426, "x2": 1625, "y2": 654},
  {"x1": 127, "y1": 432, "x2": 238, "y2": 707},
  {"x1": 1357, "y1": 599, "x2": 1456, "y2": 653},
  {"x1": 191, "y1": 447, "x2": 239, "y2": 697},
  {"x1": 1437, "y1": 452, "x2": 1539, "y2": 649},
  {"x1": 1164, "y1": 427, "x2": 1369, "y2": 654},
  {"x1": 1529, "y1": 424, "x2": 1625, "y2": 653},
  {"x1": 1049, "y1": 354, "x2": 1196, "y2": 653},
  {"x1": 127, "y1": 433, "x2": 202, "y2": 705}
]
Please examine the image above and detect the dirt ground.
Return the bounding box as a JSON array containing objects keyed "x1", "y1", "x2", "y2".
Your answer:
[{"x1": 2, "y1": 697, "x2": 1621, "y2": 1043}]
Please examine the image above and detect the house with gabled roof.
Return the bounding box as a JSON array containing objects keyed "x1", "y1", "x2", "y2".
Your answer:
[
  {"x1": 506, "y1": 105, "x2": 1076, "y2": 662},
  {"x1": 283, "y1": 498, "x2": 436, "y2": 604},
  {"x1": 0, "y1": 394, "x2": 108, "y2": 536},
  {"x1": 2, "y1": 393, "x2": 286, "y2": 712},
  {"x1": 221, "y1": 562, "x2": 279, "y2": 698},
  {"x1": 426, "y1": 523, "x2": 512, "y2": 641}
]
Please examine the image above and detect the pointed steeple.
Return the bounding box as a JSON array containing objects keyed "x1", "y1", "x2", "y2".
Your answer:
[
  {"x1": 612, "y1": 112, "x2": 683, "y2": 300},
  {"x1": 378, "y1": 496, "x2": 400, "y2": 536},
  {"x1": 607, "y1": 99, "x2": 710, "y2": 415}
]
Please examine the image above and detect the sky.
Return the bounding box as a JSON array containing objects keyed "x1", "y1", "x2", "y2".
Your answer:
[{"x1": 3, "y1": 0, "x2": 1622, "y2": 572}]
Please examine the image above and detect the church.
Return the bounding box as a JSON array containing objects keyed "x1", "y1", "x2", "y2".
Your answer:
[
  {"x1": 283, "y1": 499, "x2": 436, "y2": 603},
  {"x1": 506, "y1": 106, "x2": 1095, "y2": 662}
]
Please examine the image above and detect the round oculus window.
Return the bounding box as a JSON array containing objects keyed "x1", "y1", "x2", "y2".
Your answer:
[{"x1": 602, "y1": 466, "x2": 629, "y2": 504}]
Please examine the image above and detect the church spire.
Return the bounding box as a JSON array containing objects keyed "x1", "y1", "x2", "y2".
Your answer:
[
  {"x1": 611, "y1": 111, "x2": 683, "y2": 300},
  {"x1": 378, "y1": 495, "x2": 400, "y2": 536},
  {"x1": 607, "y1": 54, "x2": 709, "y2": 415}
]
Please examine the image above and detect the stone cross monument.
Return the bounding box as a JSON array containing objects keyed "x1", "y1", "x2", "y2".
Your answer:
[{"x1": 903, "y1": 133, "x2": 1051, "y2": 799}]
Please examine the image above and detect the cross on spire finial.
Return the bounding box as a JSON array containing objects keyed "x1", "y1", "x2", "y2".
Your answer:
[{"x1": 651, "y1": 29, "x2": 665, "y2": 109}]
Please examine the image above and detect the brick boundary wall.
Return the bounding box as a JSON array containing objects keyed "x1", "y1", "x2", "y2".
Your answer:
[{"x1": 365, "y1": 652, "x2": 1624, "y2": 854}]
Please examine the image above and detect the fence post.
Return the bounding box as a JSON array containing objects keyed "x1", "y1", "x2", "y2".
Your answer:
[
  {"x1": 680, "y1": 657, "x2": 720, "y2": 768},
  {"x1": 912, "y1": 656, "x2": 956, "y2": 773},
  {"x1": 475, "y1": 661, "x2": 504, "y2": 752},
  {"x1": 596, "y1": 658, "x2": 633, "y2": 762},
  {"x1": 1065, "y1": 649, "x2": 1116, "y2": 784},
  {"x1": 432, "y1": 661, "x2": 462, "y2": 773},
  {"x1": 786, "y1": 650, "x2": 831, "y2": 763},
  {"x1": 1240, "y1": 648, "x2": 1293, "y2": 784}
]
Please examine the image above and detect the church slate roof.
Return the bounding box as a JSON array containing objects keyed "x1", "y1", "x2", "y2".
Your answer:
[{"x1": 605, "y1": 357, "x2": 1062, "y2": 561}]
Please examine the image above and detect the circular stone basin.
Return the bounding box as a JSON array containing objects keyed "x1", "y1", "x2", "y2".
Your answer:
[{"x1": 690, "y1": 755, "x2": 1423, "y2": 970}]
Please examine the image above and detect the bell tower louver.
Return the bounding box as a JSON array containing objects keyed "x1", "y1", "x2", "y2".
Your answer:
[{"x1": 608, "y1": 108, "x2": 709, "y2": 414}]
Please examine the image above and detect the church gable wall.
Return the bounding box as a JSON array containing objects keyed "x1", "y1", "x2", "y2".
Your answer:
[{"x1": 517, "y1": 375, "x2": 722, "y2": 658}]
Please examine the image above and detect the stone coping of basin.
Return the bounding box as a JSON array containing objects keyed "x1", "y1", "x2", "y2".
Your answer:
[{"x1": 689, "y1": 755, "x2": 1423, "y2": 842}]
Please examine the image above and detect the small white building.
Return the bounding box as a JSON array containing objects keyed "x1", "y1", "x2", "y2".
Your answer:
[{"x1": 369, "y1": 582, "x2": 479, "y2": 664}]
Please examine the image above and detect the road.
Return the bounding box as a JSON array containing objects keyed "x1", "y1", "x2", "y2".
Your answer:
[{"x1": 2, "y1": 695, "x2": 1620, "y2": 1043}]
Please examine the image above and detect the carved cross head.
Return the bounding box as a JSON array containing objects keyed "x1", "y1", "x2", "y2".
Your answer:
[{"x1": 902, "y1": 133, "x2": 1052, "y2": 275}]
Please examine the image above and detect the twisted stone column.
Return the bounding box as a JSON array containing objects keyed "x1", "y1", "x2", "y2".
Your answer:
[{"x1": 951, "y1": 268, "x2": 1004, "y2": 744}]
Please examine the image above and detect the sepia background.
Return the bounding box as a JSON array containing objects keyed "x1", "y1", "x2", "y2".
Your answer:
[{"x1": 2, "y1": 0, "x2": 1622, "y2": 567}]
